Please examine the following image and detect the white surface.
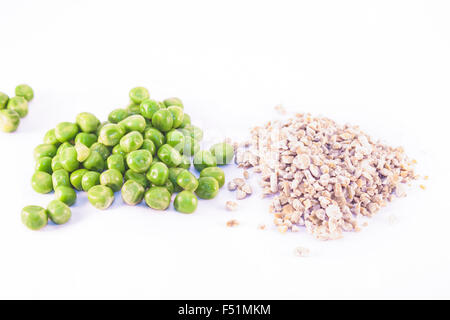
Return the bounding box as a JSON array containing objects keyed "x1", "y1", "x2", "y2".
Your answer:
[{"x1": 0, "y1": 0, "x2": 449, "y2": 299}]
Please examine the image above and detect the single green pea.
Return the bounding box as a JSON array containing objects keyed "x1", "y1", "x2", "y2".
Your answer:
[
  {"x1": 81, "y1": 171, "x2": 101, "y2": 191},
  {"x1": 210, "y1": 142, "x2": 235, "y2": 165},
  {"x1": 74, "y1": 142, "x2": 90, "y2": 162},
  {"x1": 167, "y1": 106, "x2": 184, "y2": 128},
  {"x1": 200, "y1": 167, "x2": 225, "y2": 188},
  {"x1": 21, "y1": 205, "x2": 47, "y2": 230},
  {"x1": 182, "y1": 136, "x2": 200, "y2": 157},
  {"x1": 98, "y1": 123, "x2": 124, "y2": 146},
  {"x1": 34, "y1": 144, "x2": 57, "y2": 160},
  {"x1": 126, "y1": 102, "x2": 141, "y2": 115},
  {"x1": 60, "y1": 146, "x2": 79, "y2": 172},
  {"x1": 166, "y1": 129, "x2": 185, "y2": 151},
  {"x1": 76, "y1": 112, "x2": 100, "y2": 133},
  {"x1": 88, "y1": 185, "x2": 115, "y2": 210},
  {"x1": 140, "y1": 99, "x2": 161, "y2": 119},
  {"x1": 163, "y1": 97, "x2": 184, "y2": 109},
  {"x1": 0, "y1": 109, "x2": 19, "y2": 133},
  {"x1": 124, "y1": 169, "x2": 149, "y2": 188},
  {"x1": 74, "y1": 132, "x2": 97, "y2": 148},
  {"x1": 157, "y1": 144, "x2": 182, "y2": 168},
  {"x1": 152, "y1": 109, "x2": 173, "y2": 132},
  {"x1": 144, "y1": 127, "x2": 165, "y2": 149},
  {"x1": 168, "y1": 167, "x2": 184, "y2": 193},
  {"x1": 70, "y1": 168, "x2": 88, "y2": 191},
  {"x1": 7, "y1": 96, "x2": 28, "y2": 118},
  {"x1": 100, "y1": 169, "x2": 123, "y2": 192},
  {"x1": 90, "y1": 142, "x2": 110, "y2": 160},
  {"x1": 51, "y1": 155, "x2": 63, "y2": 171},
  {"x1": 179, "y1": 155, "x2": 191, "y2": 170},
  {"x1": 55, "y1": 122, "x2": 79, "y2": 143},
  {"x1": 174, "y1": 191, "x2": 198, "y2": 214},
  {"x1": 108, "y1": 108, "x2": 129, "y2": 123},
  {"x1": 121, "y1": 180, "x2": 145, "y2": 206},
  {"x1": 120, "y1": 131, "x2": 143, "y2": 153},
  {"x1": 56, "y1": 142, "x2": 73, "y2": 156},
  {"x1": 112, "y1": 144, "x2": 127, "y2": 158},
  {"x1": 15, "y1": 84, "x2": 34, "y2": 101},
  {"x1": 47, "y1": 200, "x2": 71, "y2": 225},
  {"x1": 52, "y1": 169, "x2": 70, "y2": 188},
  {"x1": 119, "y1": 114, "x2": 146, "y2": 133},
  {"x1": 54, "y1": 186, "x2": 77, "y2": 206},
  {"x1": 107, "y1": 154, "x2": 125, "y2": 174},
  {"x1": 83, "y1": 151, "x2": 105, "y2": 172},
  {"x1": 129, "y1": 87, "x2": 150, "y2": 104},
  {"x1": 31, "y1": 171, "x2": 53, "y2": 194},
  {"x1": 35, "y1": 156, "x2": 53, "y2": 174},
  {"x1": 144, "y1": 187, "x2": 171, "y2": 210},
  {"x1": 146, "y1": 162, "x2": 169, "y2": 186},
  {"x1": 43, "y1": 129, "x2": 60, "y2": 146},
  {"x1": 141, "y1": 139, "x2": 156, "y2": 156},
  {"x1": 126, "y1": 149, "x2": 153, "y2": 173},
  {"x1": 176, "y1": 170, "x2": 199, "y2": 191},
  {"x1": 193, "y1": 150, "x2": 217, "y2": 172},
  {"x1": 184, "y1": 125, "x2": 204, "y2": 141},
  {"x1": 179, "y1": 113, "x2": 191, "y2": 128},
  {"x1": 0, "y1": 92, "x2": 8, "y2": 109},
  {"x1": 195, "y1": 177, "x2": 219, "y2": 199}
]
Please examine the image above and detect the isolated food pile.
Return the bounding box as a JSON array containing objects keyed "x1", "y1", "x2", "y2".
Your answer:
[
  {"x1": 236, "y1": 113, "x2": 416, "y2": 240},
  {"x1": 0, "y1": 84, "x2": 34, "y2": 133}
]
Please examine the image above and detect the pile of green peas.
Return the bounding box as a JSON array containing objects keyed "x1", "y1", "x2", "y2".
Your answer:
[
  {"x1": 22, "y1": 86, "x2": 235, "y2": 230},
  {"x1": 0, "y1": 84, "x2": 34, "y2": 133}
]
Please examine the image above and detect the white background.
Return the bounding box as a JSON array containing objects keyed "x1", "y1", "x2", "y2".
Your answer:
[{"x1": 0, "y1": 0, "x2": 449, "y2": 299}]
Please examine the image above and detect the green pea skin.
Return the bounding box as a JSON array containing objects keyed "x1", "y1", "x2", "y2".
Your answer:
[
  {"x1": 185, "y1": 125, "x2": 203, "y2": 141},
  {"x1": 166, "y1": 129, "x2": 185, "y2": 151},
  {"x1": 152, "y1": 109, "x2": 173, "y2": 132},
  {"x1": 47, "y1": 200, "x2": 71, "y2": 225},
  {"x1": 200, "y1": 167, "x2": 225, "y2": 188},
  {"x1": 81, "y1": 171, "x2": 101, "y2": 191},
  {"x1": 108, "y1": 108, "x2": 129, "y2": 123},
  {"x1": 157, "y1": 144, "x2": 182, "y2": 168},
  {"x1": 54, "y1": 186, "x2": 77, "y2": 206},
  {"x1": 98, "y1": 123, "x2": 124, "y2": 147},
  {"x1": 120, "y1": 131, "x2": 143, "y2": 153},
  {"x1": 88, "y1": 185, "x2": 115, "y2": 210},
  {"x1": 57, "y1": 142, "x2": 73, "y2": 156},
  {"x1": 83, "y1": 151, "x2": 105, "y2": 172},
  {"x1": 0, "y1": 109, "x2": 20, "y2": 133},
  {"x1": 43, "y1": 129, "x2": 60, "y2": 146},
  {"x1": 0, "y1": 92, "x2": 8, "y2": 109},
  {"x1": 144, "y1": 187, "x2": 171, "y2": 210},
  {"x1": 107, "y1": 154, "x2": 125, "y2": 174},
  {"x1": 55, "y1": 122, "x2": 79, "y2": 143},
  {"x1": 144, "y1": 127, "x2": 165, "y2": 149},
  {"x1": 70, "y1": 169, "x2": 88, "y2": 191},
  {"x1": 182, "y1": 136, "x2": 200, "y2": 157},
  {"x1": 140, "y1": 99, "x2": 161, "y2": 119},
  {"x1": 167, "y1": 106, "x2": 184, "y2": 128},
  {"x1": 121, "y1": 180, "x2": 145, "y2": 206},
  {"x1": 75, "y1": 142, "x2": 90, "y2": 162},
  {"x1": 35, "y1": 156, "x2": 53, "y2": 174},
  {"x1": 195, "y1": 177, "x2": 219, "y2": 199},
  {"x1": 126, "y1": 150, "x2": 153, "y2": 173},
  {"x1": 157, "y1": 180, "x2": 175, "y2": 194},
  {"x1": 163, "y1": 97, "x2": 184, "y2": 109},
  {"x1": 51, "y1": 155, "x2": 63, "y2": 171},
  {"x1": 141, "y1": 139, "x2": 156, "y2": 156},
  {"x1": 74, "y1": 132, "x2": 97, "y2": 148},
  {"x1": 112, "y1": 144, "x2": 127, "y2": 158},
  {"x1": 168, "y1": 167, "x2": 184, "y2": 193},
  {"x1": 179, "y1": 113, "x2": 191, "y2": 128},
  {"x1": 21, "y1": 206, "x2": 48, "y2": 230},
  {"x1": 179, "y1": 155, "x2": 191, "y2": 170},
  {"x1": 33, "y1": 144, "x2": 57, "y2": 160},
  {"x1": 210, "y1": 142, "x2": 235, "y2": 165},
  {"x1": 176, "y1": 170, "x2": 199, "y2": 191},
  {"x1": 119, "y1": 114, "x2": 146, "y2": 133},
  {"x1": 100, "y1": 169, "x2": 123, "y2": 192},
  {"x1": 60, "y1": 146, "x2": 79, "y2": 172},
  {"x1": 174, "y1": 191, "x2": 198, "y2": 214},
  {"x1": 146, "y1": 162, "x2": 169, "y2": 186},
  {"x1": 7, "y1": 96, "x2": 28, "y2": 118},
  {"x1": 76, "y1": 112, "x2": 100, "y2": 133},
  {"x1": 52, "y1": 169, "x2": 70, "y2": 188},
  {"x1": 129, "y1": 87, "x2": 150, "y2": 104},
  {"x1": 193, "y1": 150, "x2": 217, "y2": 172},
  {"x1": 124, "y1": 169, "x2": 149, "y2": 188},
  {"x1": 90, "y1": 142, "x2": 110, "y2": 160},
  {"x1": 31, "y1": 171, "x2": 53, "y2": 194},
  {"x1": 96, "y1": 121, "x2": 109, "y2": 136},
  {"x1": 15, "y1": 84, "x2": 34, "y2": 101}
]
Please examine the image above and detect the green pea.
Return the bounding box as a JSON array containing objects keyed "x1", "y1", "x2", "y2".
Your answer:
[
  {"x1": 179, "y1": 113, "x2": 191, "y2": 128},
  {"x1": 35, "y1": 156, "x2": 53, "y2": 174},
  {"x1": 88, "y1": 185, "x2": 115, "y2": 210},
  {"x1": 100, "y1": 169, "x2": 123, "y2": 192},
  {"x1": 34, "y1": 144, "x2": 57, "y2": 160},
  {"x1": 124, "y1": 169, "x2": 149, "y2": 188},
  {"x1": 119, "y1": 114, "x2": 146, "y2": 133},
  {"x1": 176, "y1": 170, "x2": 199, "y2": 191},
  {"x1": 121, "y1": 180, "x2": 145, "y2": 206},
  {"x1": 98, "y1": 123, "x2": 124, "y2": 146},
  {"x1": 76, "y1": 112, "x2": 100, "y2": 133},
  {"x1": 107, "y1": 154, "x2": 125, "y2": 174},
  {"x1": 90, "y1": 142, "x2": 110, "y2": 160},
  {"x1": 43, "y1": 129, "x2": 60, "y2": 146},
  {"x1": 55, "y1": 186, "x2": 77, "y2": 206},
  {"x1": 126, "y1": 149, "x2": 153, "y2": 173},
  {"x1": 152, "y1": 109, "x2": 173, "y2": 132},
  {"x1": 0, "y1": 92, "x2": 8, "y2": 109},
  {"x1": 182, "y1": 136, "x2": 200, "y2": 157},
  {"x1": 129, "y1": 87, "x2": 150, "y2": 104},
  {"x1": 56, "y1": 142, "x2": 73, "y2": 156},
  {"x1": 140, "y1": 99, "x2": 161, "y2": 119},
  {"x1": 21, "y1": 205, "x2": 47, "y2": 230},
  {"x1": 185, "y1": 125, "x2": 203, "y2": 141},
  {"x1": 7, "y1": 96, "x2": 28, "y2": 118},
  {"x1": 47, "y1": 200, "x2": 71, "y2": 225},
  {"x1": 179, "y1": 155, "x2": 191, "y2": 170},
  {"x1": 157, "y1": 144, "x2": 182, "y2": 168},
  {"x1": 193, "y1": 150, "x2": 217, "y2": 172},
  {"x1": 51, "y1": 155, "x2": 63, "y2": 171},
  {"x1": 141, "y1": 139, "x2": 156, "y2": 156},
  {"x1": 144, "y1": 127, "x2": 165, "y2": 149},
  {"x1": 200, "y1": 167, "x2": 225, "y2": 188},
  {"x1": 112, "y1": 144, "x2": 127, "y2": 157},
  {"x1": 144, "y1": 187, "x2": 171, "y2": 210},
  {"x1": 195, "y1": 177, "x2": 219, "y2": 199},
  {"x1": 74, "y1": 132, "x2": 97, "y2": 148},
  {"x1": 31, "y1": 171, "x2": 53, "y2": 194},
  {"x1": 163, "y1": 97, "x2": 184, "y2": 109},
  {"x1": 120, "y1": 131, "x2": 143, "y2": 153},
  {"x1": 166, "y1": 129, "x2": 185, "y2": 151},
  {"x1": 70, "y1": 169, "x2": 88, "y2": 191},
  {"x1": 55, "y1": 122, "x2": 79, "y2": 143},
  {"x1": 15, "y1": 84, "x2": 34, "y2": 101},
  {"x1": 168, "y1": 167, "x2": 184, "y2": 193},
  {"x1": 74, "y1": 142, "x2": 90, "y2": 162},
  {"x1": 52, "y1": 169, "x2": 70, "y2": 188},
  {"x1": 0, "y1": 109, "x2": 20, "y2": 133},
  {"x1": 83, "y1": 151, "x2": 105, "y2": 172},
  {"x1": 210, "y1": 142, "x2": 235, "y2": 165},
  {"x1": 60, "y1": 146, "x2": 79, "y2": 172},
  {"x1": 108, "y1": 108, "x2": 129, "y2": 123},
  {"x1": 81, "y1": 171, "x2": 100, "y2": 191},
  {"x1": 174, "y1": 191, "x2": 198, "y2": 214},
  {"x1": 96, "y1": 121, "x2": 109, "y2": 136},
  {"x1": 146, "y1": 162, "x2": 169, "y2": 186},
  {"x1": 167, "y1": 106, "x2": 184, "y2": 128},
  {"x1": 126, "y1": 102, "x2": 141, "y2": 115}
]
